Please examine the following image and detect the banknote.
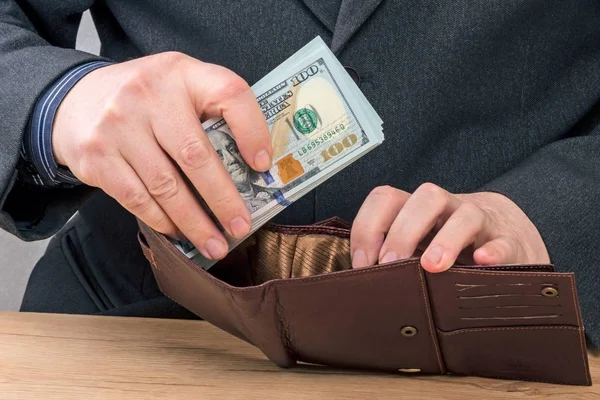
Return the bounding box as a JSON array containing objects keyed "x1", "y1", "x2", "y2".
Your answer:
[{"x1": 174, "y1": 36, "x2": 384, "y2": 270}]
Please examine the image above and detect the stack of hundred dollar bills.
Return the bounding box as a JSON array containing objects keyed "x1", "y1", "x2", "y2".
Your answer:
[{"x1": 174, "y1": 36, "x2": 384, "y2": 270}]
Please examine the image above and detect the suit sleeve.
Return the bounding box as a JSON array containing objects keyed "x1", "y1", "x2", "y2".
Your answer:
[
  {"x1": 480, "y1": 117, "x2": 600, "y2": 346},
  {"x1": 0, "y1": 0, "x2": 107, "y2": 241}
]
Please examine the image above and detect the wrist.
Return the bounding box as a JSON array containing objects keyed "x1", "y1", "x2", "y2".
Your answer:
[{"x1": 51, "y1": 62, "x2": 114, "y2": 169}]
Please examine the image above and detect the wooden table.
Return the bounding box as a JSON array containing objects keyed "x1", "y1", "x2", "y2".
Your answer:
[{"x1": 0, "y1": 312, "x2": 598, "y2": 399}]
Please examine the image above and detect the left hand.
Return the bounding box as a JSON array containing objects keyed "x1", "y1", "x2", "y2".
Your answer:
[{"x1": 350, "y1": 183, "x2": 550, "y2": 272}]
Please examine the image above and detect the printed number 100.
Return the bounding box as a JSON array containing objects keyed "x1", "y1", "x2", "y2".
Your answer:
[{"x1": 320, "y1": 133, "x2": 358, "y2": 162}]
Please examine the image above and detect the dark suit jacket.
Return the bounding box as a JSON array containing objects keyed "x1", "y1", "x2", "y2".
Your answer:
[{"x1": 1, "y1": 0, "x2": 599, "y2": 343}]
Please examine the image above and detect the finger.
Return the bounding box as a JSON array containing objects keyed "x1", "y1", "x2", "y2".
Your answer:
[
  {"x1": 420, "y1": 203, "x2": 486, "y2": 272},
  {"x1": 379, "y1": 183, "x2": 461, "y2": 264},
  {"x1": 91, "y1": 155, "x2": 179, "y2": 239},
  {"x1": 350, "y1": 186, "x2": 410, "y2": 268},
  {"x1": 120, "y1": 135, "x2": 230, "y2": 260},
  {"x1": 473, "y1": 236, "x2": 522, "y2": 265},
  {"x1": 185, "y1": 62, "x2": 272, "y2": 171},
  {"x1": 151, "y1": 101, "x2": 252, "y2": 241}
]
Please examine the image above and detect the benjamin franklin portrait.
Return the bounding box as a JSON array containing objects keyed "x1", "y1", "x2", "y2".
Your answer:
[{"x1": 208, "y1": 129, "x2": 277, "y2": 214}]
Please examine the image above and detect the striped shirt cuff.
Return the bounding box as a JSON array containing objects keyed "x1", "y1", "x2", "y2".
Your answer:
[{"x1": 21, "y1": 61, "x2": 113, "y2": 187}]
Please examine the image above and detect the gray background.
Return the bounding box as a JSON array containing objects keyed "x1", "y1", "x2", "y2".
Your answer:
[{"x1": 0, "y1": 11, "x2": 100, "y2": 311}]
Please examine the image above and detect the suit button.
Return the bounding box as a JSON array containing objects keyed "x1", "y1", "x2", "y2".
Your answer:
[{"x1": 344, "y1": 66, "x2": 360, "y2": 85}]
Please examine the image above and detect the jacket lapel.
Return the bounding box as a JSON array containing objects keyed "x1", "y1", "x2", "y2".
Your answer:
[
  {"x1": 331, "y1": 0, "x2": 384, "y2": 53},
  {"x1": 300, "y1": 0, "x2": 342, "y2": 33}
]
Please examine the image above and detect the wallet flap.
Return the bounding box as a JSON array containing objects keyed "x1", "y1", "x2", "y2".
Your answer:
[
  {"x1": 273, "y1": 261, "x2": 445, "y2": 373},
  {"x1": 138, "y1": 225, "x2": 296, "y2": 368}
]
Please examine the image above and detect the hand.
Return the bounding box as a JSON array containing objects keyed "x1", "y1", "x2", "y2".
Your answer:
[
  {"x1": 53, "y1": 52, "x2": 272, "y2": 260},
  {"x1": 350, "y1": 183, "x2": 550, "y2": 271}
]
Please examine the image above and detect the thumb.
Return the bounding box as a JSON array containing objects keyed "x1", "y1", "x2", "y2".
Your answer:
[{"x1": 473, "y1": 236, "x2": 521, "y2": 265}]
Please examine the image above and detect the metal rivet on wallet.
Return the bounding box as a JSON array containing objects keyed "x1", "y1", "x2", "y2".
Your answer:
[
  {"x1": 400, "y1": 326, "x2": 418, "y2": 337},
  {"x1": 541, "y1": 287, "x2": 559, "y2": 297}
]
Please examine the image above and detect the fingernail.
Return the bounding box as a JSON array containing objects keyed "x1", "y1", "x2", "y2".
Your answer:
[
  {"x1": 380, "y1": 251, "x2": 398, "y2": 264},
  {"x1": 423, "y1": 244, "x2": 443, "y2": 265},
  {"x1": 352, "y1": 249, "x2": 369, "y2": 268},
  {"x1": 230, "y1": 216, "x2": 250, "y2": 238},
  {"x1": 205, "y1": 238, "x2": 227, "y2": 259},
  {"x1": 254, "y1": 149, "x2": 272, "y2": 171}
]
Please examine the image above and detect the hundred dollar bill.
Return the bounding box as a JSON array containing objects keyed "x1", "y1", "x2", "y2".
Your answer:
[{"x1": 174, "y1": 36, "x2": 384, "y2": 270}]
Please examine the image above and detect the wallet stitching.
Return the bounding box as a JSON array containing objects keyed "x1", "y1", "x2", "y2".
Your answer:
[
  {"x1": 272, "y1": 259, "x2": 419, "y2": 286},
  {"x1": 148, "y1": 249, "x2": 158, "y2": 270},
  {"x1": 417, "y1": 265, "x2": 445, "y2": 373},
  {"x1": 569, "y1": 274, "x2": 590, "y2": 385},
  {"x1": 266, "y1": 225, "x2": 351, "y2": 238},
  {"x1": 137, "y1": 231, "x2": 158, "y2": 270},
  {"x1": 455, "y1": 266, "x2": 553, "y2": 272},
  {"x1": 446, "y1": 270, "x2": 571, "y2": 278},
  {"x1": 275, "y1": 287, "x2": 297, "y2": 359},
  {"x1": 437, "y1": 326, "x2": 579, "y2": 336}
]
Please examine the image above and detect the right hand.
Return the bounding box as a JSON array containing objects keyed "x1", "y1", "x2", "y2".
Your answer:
[{"x1": 52, "y1": 52, "x2": 272, "y2": 260}]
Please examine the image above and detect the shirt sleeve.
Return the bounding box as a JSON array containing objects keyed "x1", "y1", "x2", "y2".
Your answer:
[{"x1": 20, "y1": 60, "x2": 113, "y2": 187}]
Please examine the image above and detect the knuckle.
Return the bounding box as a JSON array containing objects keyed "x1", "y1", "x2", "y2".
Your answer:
[
  {"x1": 97, "y1": 99, "x2": 126, "y2": 126},
  {"x1": 185, "y1": 221, "x2": 216, "y2": 242},
  {"x1": 213, "y1": 72, "x2": 249, "y2": 102},
  {"x1": 149, "y1": 214, "x2": 175, "y2": 236},
  {"x1": 178, "y1": 139, "x2": 212, "y2": 171},
  {"x1": 417, "y1": 182, "x2": 445, "y2": 198},
  {"x1": 147, "y1": 173, "x2": 179, "y2": 201},
  {"x1": 156, "y1": 51, "x2": 188, "y2": 70},
  {"x1": 117, "y1": 70, "x2": 151, "y2": 99},
  {"x1": 79, "y1": 130, "x2": 107, "y2": 159},
  {"x1": 121, "y1": 187, "x2": 152, "y2": 213},
  {"x1": 210, "y1": 194, "x2": 238, "y2": 212},
  {"x1": 369, "y1": 185, "x2": 398, "y2": 198},
  {"x1": 417, "y1": 182, "x2": 450, "y2": 209}
]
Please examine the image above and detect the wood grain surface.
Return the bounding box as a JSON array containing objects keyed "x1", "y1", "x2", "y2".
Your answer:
[{"x1": 0, "y1": 312, "x2": 598, "y2": 399}]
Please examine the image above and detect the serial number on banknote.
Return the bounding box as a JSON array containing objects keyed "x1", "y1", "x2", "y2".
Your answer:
[{"x1": 298, "y1": 123, "x2": 346, "y2": 155}]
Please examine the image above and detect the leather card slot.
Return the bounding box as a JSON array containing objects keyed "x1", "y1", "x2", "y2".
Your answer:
[
  {"x1": 425, "y1": 269, "x2": 579, "y2": 331},
  {"x1": 436, "y1": 326, "x2": 590, "y2": 385},
  {"x1": 264, "y1": 222, "x2": 351, "y2": 238}
]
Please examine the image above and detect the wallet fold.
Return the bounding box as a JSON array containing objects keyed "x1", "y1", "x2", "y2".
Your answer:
[{"x1": 136, "y1": 217, "x2": 591, "y2": 385}]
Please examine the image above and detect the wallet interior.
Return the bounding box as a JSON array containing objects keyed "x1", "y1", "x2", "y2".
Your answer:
[{"x1": 209, "y1": 227, "x2": 352, "y2": 287}]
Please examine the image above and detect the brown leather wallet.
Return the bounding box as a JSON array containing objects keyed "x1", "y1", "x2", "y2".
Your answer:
[{"x1": 137, "y1": 217, "x2": 591, "y2": 386}]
